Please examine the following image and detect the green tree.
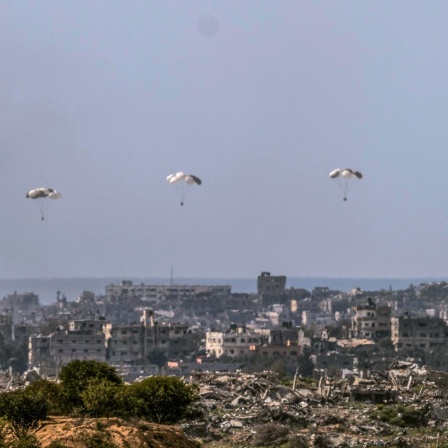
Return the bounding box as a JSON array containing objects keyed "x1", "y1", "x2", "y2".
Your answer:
[
  {"x1": 81, "y1": 379, "x2": 124, "y2": 418},
  {"x1": 0, "y1": 390, "x2": 48, "y2": 438},
  {"x1": 25, "y1": 380, "x2": 66, "y2": 416},
  {"x1": 58, "y1": 360, "x2": 123, "y2": 411},
  {"x1": 128, "y1": 376, "x2": 199, "y2": 424}
]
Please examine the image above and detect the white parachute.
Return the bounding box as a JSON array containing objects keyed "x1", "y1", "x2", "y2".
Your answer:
[
  {"x1": 329, "y1": 168, "x2": 362, "y2": 201},
  {"x1": 26, "y1": 187, "x2": 61, "y2": 220},
  {"x1": 166, "y1": 172, "x2": 202, "y2": 205}
]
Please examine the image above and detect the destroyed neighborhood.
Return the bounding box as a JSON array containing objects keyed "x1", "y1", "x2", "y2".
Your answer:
[{"x1": 2, "y1": 273, "x2": 448, "y2": 446}]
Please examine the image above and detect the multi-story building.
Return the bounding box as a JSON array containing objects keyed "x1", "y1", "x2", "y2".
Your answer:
[
  {"x1": 29, "y1": 310, "x2": 196, "y2": 369},
  {"x1": 29, "y1": 319, "x2": 107, "y2": 368},
  {"x1": 206, "y1": 323, "x2": 306, "y2": 359},
  {"x1": 105, "y1": 280, "x2": 231, "y2": 300},
  {"x1": 302, "y1": 310, "x2": 336, "y2": 327},
  {"x1": 104, "y1": 322, "x2": 143, "y2": 364},
  {"x1": 206, "y1": 326, "x2": 261, "y2": 358},
  {"x1": 255, "y1": 323, "x2": 299, "y2": 346},
  {"x1": 257, "y1": 272, "x2": 286, "y2": 295},
  {"x1": 250, "y1": 324, "x2": 301, "y2": 358},
  {"x1": 141, "y1": 310, "x2": 191, "y2": 359},
  {"x1": 391, "y1": 315, "x2": 448, "y2": 351},
  {"x1": 0, "y1": 292, "x2": 42, "y2": 325},
  {"x1": 298, "y1": 327, "x2": 334, "y2": 353},
  {"x1": 51, "y1": 319, "x2": 107, "y2": 366},
  {"x1": 0, "y1": 314, "x2": 13, "y2": 344},
  {"x1": 352, "y1": 299, "x2": 391, "y2": 340},
  {"x1": 28, "y1": 334, "x2": 51, "y2": 367}
]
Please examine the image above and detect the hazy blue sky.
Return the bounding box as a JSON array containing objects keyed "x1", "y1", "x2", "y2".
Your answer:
[{"x1": 1, "y1": 1, "x2": 448, "y2": 280}]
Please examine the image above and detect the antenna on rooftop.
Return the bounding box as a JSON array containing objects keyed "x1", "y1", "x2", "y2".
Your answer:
[{"x1": 170, "y1": 266, "x2": 174, "y2": 285}]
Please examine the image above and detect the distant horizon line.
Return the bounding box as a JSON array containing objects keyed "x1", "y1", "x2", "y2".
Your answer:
[{"x1": 0, "y1": 275, "x2": 446, "y2": 281}]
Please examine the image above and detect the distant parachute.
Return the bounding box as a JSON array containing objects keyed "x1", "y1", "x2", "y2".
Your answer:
[
  {"x1": 329, "y1": 168, "x2": 362, "y2": 201},
  {"x1": 26, "y1": 187, "x2": 61, "y2": 220},
  {"x1": 166, "y1": 172, "x2": 202, "y2": 205}
]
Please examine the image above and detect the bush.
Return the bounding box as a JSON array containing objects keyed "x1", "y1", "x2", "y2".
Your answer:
[
  {"x1": 48, "y1": 443, "x2": 69, "y2": 448},
  {"x1": 0, "y1": 390, "x2": 48, "y2": 438},
  {"x1": 58, "y1": 361, "x2": 123, "y2": 412},
  {"x1": 82, "y1": 433, "x2": 117, "y2": 448},
  {"x1": 25, "y1": 380, "x2": 66, "y2": 416},
  {"x1": 81, "y1": 380, "x2": 124, "y2": 418},
  {"x1": 8, "y1": 434, "x2": 41, "y2": 448},
  {"x1": 368, "y1": 404, "x2": 430, "y2": 428},
  {"x1": 127, "y1": 376, "x2": 199, "y2": 424}
]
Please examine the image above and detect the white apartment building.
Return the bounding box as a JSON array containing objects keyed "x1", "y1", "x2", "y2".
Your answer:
[{"x1": 206, "y1": 327, "x2": 261, "y2": 358}]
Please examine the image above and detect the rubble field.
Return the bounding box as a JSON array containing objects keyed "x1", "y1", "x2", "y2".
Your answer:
[{"x1": 182, "y1": 361, "x2": 448, "y2": 447}]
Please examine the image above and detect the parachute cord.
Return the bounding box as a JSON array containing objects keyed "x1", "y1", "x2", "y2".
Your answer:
[
  {"x1": 175, "y1": 185, "x2": 189, "y2": 206},
  {"x1": 344, "y1": 182, "x2": 349, "y2": 200},
  {"x1": 39, "y1": 201, "x2": 48, "y2": 221},
  {"x1": 344, "y1": 179, "x2": 359, "y2": 198}
]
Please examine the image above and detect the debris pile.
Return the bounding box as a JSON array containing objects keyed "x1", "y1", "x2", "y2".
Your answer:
[{"x1": 185, "y1": 362, "x2": 448, "y2": 447}]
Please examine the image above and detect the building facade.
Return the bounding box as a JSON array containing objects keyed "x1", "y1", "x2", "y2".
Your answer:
[
  {"x1": 391, "y1": 315, "x2": 447, "y2": 351},
  {"x1": 352, "y1": 300, "x2": 391, "y2": 340},
  {"x1": 105, "y1": 280, "x2": 231, "y2": 300},
  {"x1": 206, "y1": 326, "x2": 261, "y2": 358},
  {"x1": 257, "y1": 272, "x2": 286, "y2": 295},
  {"x1": 29, "y1": 319, "x2": 107, "y2": 368}
]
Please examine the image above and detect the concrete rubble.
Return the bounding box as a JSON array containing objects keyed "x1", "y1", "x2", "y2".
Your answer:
[
  {"x1": 2, "y1": 362, "x2": 448, "y2": 445},
  {"x1": 183, "y1": 362, "x2": 448, "y2": 447}
]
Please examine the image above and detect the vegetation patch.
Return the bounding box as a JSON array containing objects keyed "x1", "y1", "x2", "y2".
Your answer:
[
  {"x1": 368, "y1": 403, "x2": 430, "y2": 428},
  {"x1": 82, "y1": 433, "x2": 118, "y2": 448}
]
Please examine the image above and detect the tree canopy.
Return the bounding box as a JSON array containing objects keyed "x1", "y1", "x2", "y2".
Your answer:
[
  {"x1": 58, "y1": 360, "x2": 123, "y2": 410},
  {"x1": 0, "y1": 390, "x2": 48, "y2": 437}
]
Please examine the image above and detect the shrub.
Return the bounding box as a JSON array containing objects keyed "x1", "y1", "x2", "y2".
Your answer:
[
  {"x1": 0, "y1": 390, "x2": 48, "y2": 438},
  {"x1": 82, "y1": 433, "x2": 117, "y2": 448},
  {"x1": 9, "y1": 434, "x2": 41, "y2": 448},
  {"x1": 127, "y1": 376, "x2": 199, "y2": 424},
  {"x1": 81, "y1": 380, "x2": 124, "y2": 418},
  {"x1": 48, "y1": 443, "x2": 69, "y2": 448},
  {"x1": 25, "y1": 380, "x2": 66, "y2": 415},
  {"x1": 58, "y1": 361, "x2": 122, "y2": 412},
  {"x1": 368, "y1": 404, "x2": 430, "y2": 428}
]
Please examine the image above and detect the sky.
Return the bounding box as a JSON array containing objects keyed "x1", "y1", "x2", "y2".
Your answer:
[{"x1": 1, "y1": 1, "x2": 448, "y2": 280}]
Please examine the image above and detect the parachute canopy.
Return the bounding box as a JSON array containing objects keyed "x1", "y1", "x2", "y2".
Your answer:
[
  {"x1": 26, "y1": 187, "x2": 61, "y2": 219},
  {"x1": 166, "y1": 172, "x2": 202, "y2": 205},
  {"x1": 329, "y1": 168, "x2": 362, "y2": 180},
  {"x1": 26, "y1": 187, "x2": 61, "y2": 200},
  {"x1": 329, "y1": 168, "x2": 362, "y2": 201}
]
